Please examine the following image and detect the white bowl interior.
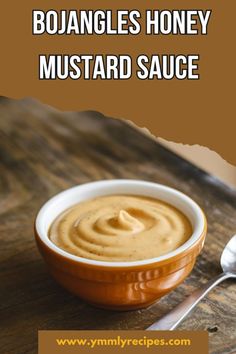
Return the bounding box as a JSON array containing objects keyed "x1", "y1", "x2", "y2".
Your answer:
[{"x1": 35, "y1": 180, "x2": 206, "y2": 267}]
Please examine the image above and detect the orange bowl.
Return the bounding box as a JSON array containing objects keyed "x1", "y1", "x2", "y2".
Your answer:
[{"x1": 35, "y1": 180, "x2": 207, "y2": 310}]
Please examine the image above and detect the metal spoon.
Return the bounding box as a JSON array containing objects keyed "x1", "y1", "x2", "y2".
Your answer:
[{"x1": 147, "y1": 234, "x2": 236, "y2": 330}]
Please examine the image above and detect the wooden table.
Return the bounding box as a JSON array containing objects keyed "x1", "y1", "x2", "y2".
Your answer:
[{"x1": 0, "y1": 97, "x2": 236, "y2": 354}]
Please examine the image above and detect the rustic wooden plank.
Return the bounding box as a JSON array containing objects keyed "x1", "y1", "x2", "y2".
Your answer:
[{"x1": 0, "y1": 97, "x2": 236, "y2": 354}]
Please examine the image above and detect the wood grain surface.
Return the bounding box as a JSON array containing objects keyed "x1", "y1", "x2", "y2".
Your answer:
[{"x1": 0, "y1": 97, "x2": 236, "y2": 354}]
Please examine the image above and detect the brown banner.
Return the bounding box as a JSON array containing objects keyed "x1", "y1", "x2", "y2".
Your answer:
[
  {"x1": 38, "y1": 330, "x2": 208, "y2": 354},
  {"x1": 0, "y1": 1, "x2": 235, "y2": 164}
]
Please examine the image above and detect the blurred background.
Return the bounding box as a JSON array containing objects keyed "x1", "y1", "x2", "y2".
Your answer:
[
  {"x1": 133, "y1": 123, "x2": 236, "y2": 189},
  {"x1": 159, "y1": 138, "x2": 236, "y2": 188}
]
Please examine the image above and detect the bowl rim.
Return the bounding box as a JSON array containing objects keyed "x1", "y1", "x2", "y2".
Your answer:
[{"x1": 35, "y1": 179, "x2": 206, "y2": 268}]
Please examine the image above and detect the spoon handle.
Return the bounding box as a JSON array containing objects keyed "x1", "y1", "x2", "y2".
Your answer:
[{"x1": 147, "y1": 272, "x2": 230, "y2": 330}]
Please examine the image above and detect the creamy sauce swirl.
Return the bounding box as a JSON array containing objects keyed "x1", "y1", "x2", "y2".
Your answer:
[{"x1": 49, "y1": 195, "x2": 192, "y2": 261}]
